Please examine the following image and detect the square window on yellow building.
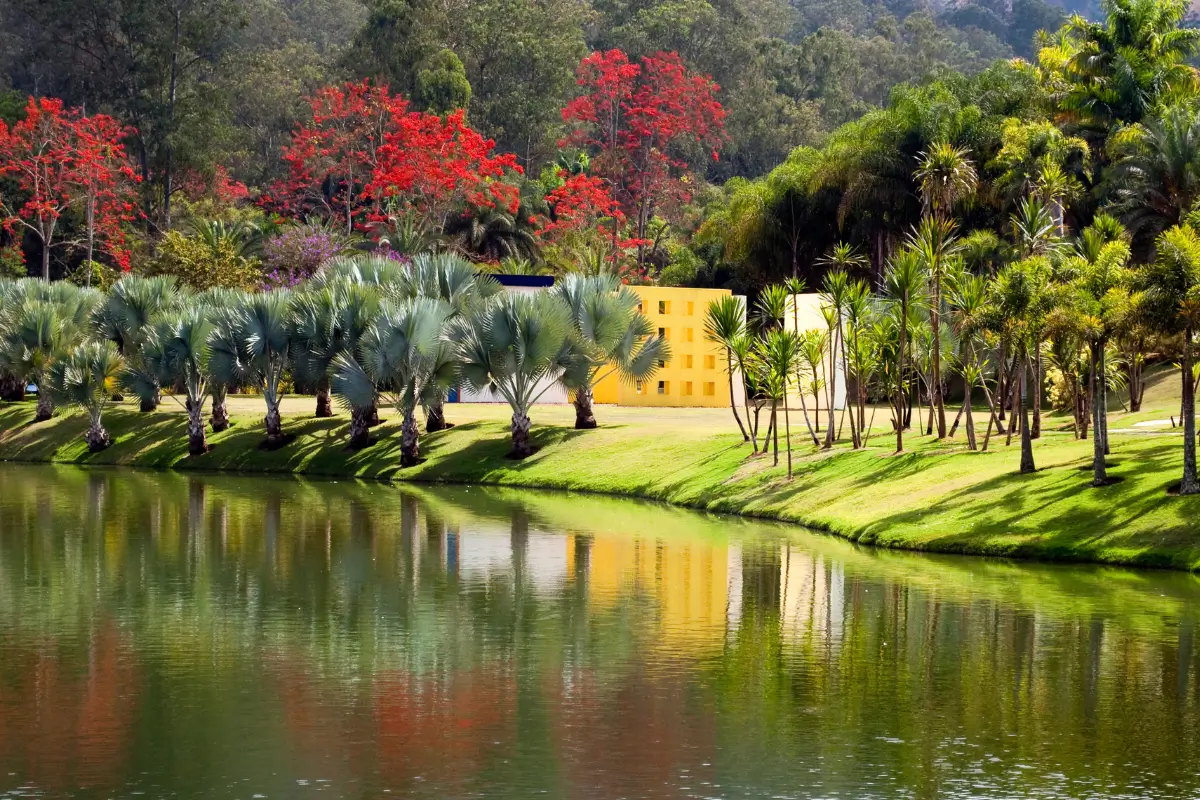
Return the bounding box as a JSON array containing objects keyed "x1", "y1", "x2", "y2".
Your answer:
[
  {"x1": 658, "y1": 359, "x2": 666, "y2": 368},
  {"x1": 636, "y1": 380, "x2": 644, "y2": 394},
  {"x1": 687, "y1": 301, "x2": 694, "y2": 316},
  {"x1": 658, "y1": 300, "x2": 670, "y2": 314},
  {"x1": 658, "y1": 327, "x2": 669, "y2": 340},
  {"x1": 637, "y1": 302, "x2": 643, "y2": 313},
  {"x1": 683, "y1": 382, "x2": 693, "y2": 396},
  {"x1": 704, "y1": 354, "x2": 716, "y2": 370},
  {"x1": 685, "y1": 355, "x2": 693, "y2": 368},
  {"x1": 703, "y1": 382, "x2": 715, "y2": 396},
  {"x1": 685, "y1": 328, "x2": 694, "y2": 342},
  {"x1": 658, "y1": 380, "x2": 669, "y2": 395}
]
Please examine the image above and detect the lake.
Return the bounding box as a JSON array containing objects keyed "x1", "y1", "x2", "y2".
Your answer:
[{"x1": 0, "y1": 463, "x2": 1198, "y2": 799}]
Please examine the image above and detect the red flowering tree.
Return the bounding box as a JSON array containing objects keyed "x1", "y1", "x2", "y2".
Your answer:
[
  {"x1": 537, "y1": 171, "x2": 642, "y2": 275},
  {"x1": 71, "y1": 113, "x2": 140, "y2": 277},
  {"x1": 279, "y1": 80, "x2": 406, "y2": 234},
  {"x1": 0, "y1": 97, "x2": 78, "y2": 280},
  {"x1": 367, "y1": 109, "x2": 522, "y2": 229},
  {"x1": 561, "y1": 50, "x2": 726, "y2": 271}
]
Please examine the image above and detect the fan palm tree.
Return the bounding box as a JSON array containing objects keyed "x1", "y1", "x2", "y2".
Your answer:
[
  {"x1": 94, "y1": 275, "x2": 186, "y2": 411},
  {"x1": 46, "y1": 342, "x2": 122, "y2": 451},
  {"x1": 125, "y1": 308, "x2": 215, "y2": 455},
  {"x1": 333, "y1": 297, "x2": 452, "y2": 465},
  {"x1": 445, "y1": 207, "x2": 537, "y2": 262},
  {"x1": 0, "y1": 281, "x2": 100, "y2": 421},
  {"x1": 400, "y1": 252, "x2": 500, "y2": 431},
  {"x1": 1137, "y1": 222, "x2": 1200, "y2": 494},
  {"x1": 290, "y1": 279, "x2": 383, "y2": 420},
  {"x1": 908, "y1": 216, "x2": 960, "y2": 439},
  {"x1": 450, "y1": 291, "x2": 579, "y2": 458},
  {"x1": 552, "y1": 274, "x2": 668, "y2": 429},
  {"x1": 195, "y1": 287, "x2": 246, "y2": 432},
  {"x1": 1110, "y1": 104, "x2": 1200, "y2": 240},
  {"x1": 209, "y1": 291, "x2": 294, "y2": 446},
  {"x1": 187, "y1": 218, "x2": 266, "y2": 259},
  {"x1": 703, "y1": 295, "x2": 750, "y2": 442}
]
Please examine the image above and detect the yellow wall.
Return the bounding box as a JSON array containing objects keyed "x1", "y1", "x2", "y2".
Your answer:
[{"x1": 594, "y1": 286, "x2": 742, "y2": 408}]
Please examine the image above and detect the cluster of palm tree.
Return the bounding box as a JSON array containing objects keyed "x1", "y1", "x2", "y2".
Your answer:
[
  {"x1": 706, "y1": 137, "x2": 1200, "y2": 495},
  {"x1": 0, "y1": 256, "x2": 667, "y2": 461}
]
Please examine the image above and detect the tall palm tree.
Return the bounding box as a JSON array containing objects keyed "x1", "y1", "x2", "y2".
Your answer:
[
  {"x1": 915, "y1": 142, "x2": 978, "y2": 222},
  {"x1": 1137, "y1": 223, "x2": 1200, "y2": 494},
  {"x1": 759, "y1": 328, "x2": 802, "y2": 477},
  {"x1": 703, "y1": 295, "x2": 750, "y2": 442},
  {"x1": 553, "y1": 274, "x2": 668, "y2": 429},
  {"x1": 798, "y1": 329, "x2": 828, "y2": 441},
  {"x1": 94, "y1": 275, "x2": 186, "y2": 411},
  {"x1": 126, "y1": 308, "x2": 215, "y2": 456},
  {"x1": 290, "y1": 280, "x2": 382, "y2": 419},
  {"x1": 885, "y1": 249, "x2": 927, "y2": 454},
  {"x1": 333, "y1": 297, "x2": 452, "y2": 465},
  {"x1": 450, "y1": 291, "x2": 579, "y2": 458},
  {"x1": 908, "y1": 216, "x2": 960, "y2": 439},
  {"x1": 195, "y1": 287, "x2": 247, "y2": 432},
  {"x1": 46, "y1": 342, "x2": 122, "y2": 451}
]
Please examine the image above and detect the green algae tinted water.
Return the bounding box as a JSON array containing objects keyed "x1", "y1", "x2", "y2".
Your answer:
[{"x1": 1, "y1": 464, "x2": 1199, "y2": 799}]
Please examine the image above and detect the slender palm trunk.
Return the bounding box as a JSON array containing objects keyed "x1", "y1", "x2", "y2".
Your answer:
[
  {"x1": 1098, "y1": 346, "x2": 1109, "y2": 456},
  {"x1": 771, "y1": 401, "x2": 779, "y2": 466},
  {"x1": 895, "y1": 304, "x2": 908, "y2": 453},
  {"x1": 725, "y1": 348, "x2": 748, "y2": 442},
  {"x1": 745, "y1": 393, "x2": 760, "y2": 454},
  {"x1": 931, "y1": 275, "x2": 946, "y2": 438},
  {"x1": 0, "y1": 373, "x2": 24, "y2": 401},
  {"x1": 510, "y1": 409, "x2": 534, "y2": 458},
  {"x1": 1090, "y1": 342, "x2": 1107, "y2": 486},
  {"x1": 1181, "y1": 328, "x2": 1199, "y2": 495},
  {"x1": 783, "y1": 389, "x2": 793, "y2": 478},
  {"x1": 348, "y1": 406, "x2": 371, "y2": 450},
  {"x1": 85, "y1": 409, "x2": 111, "y2": 452},
  {"x1": 400, "y1": 409, "x2": 421, "y2": 466},
  {"x1": 1019, "y1": 357, "x2": 1035, "y2": 474},
  {"x1": 1031, "y1": 346, "x2": 1042, "y2": 439},
  {"x1": 573, "y1": 385, "x2": 598, "y2": 429},
  {"x1": 824, "y1": 327, "x2": 837, "y2": 449},
  {"x1": 188, "y1": 399, "x2": 208, "y2": 456},
  {"x1": 964, "y1": 389, "x2": 977, "y2": 451},
  {"x1": 796, "y1": 388, "x2": 819, "y2": 447},
  {"x1": 315, "y1": 381, "x2": 333, "y2": 418},
  {"x1": 210, "y1": 388, "x2": 230, "y2": 432}
]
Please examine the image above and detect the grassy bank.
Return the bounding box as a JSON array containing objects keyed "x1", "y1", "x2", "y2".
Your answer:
[{"x1": 3, "y1": 378, "x2": 1200, "y2": 571}]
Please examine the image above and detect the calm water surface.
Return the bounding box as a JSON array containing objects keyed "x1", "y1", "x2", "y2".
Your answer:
[{"x1": 0, "y1": 464, "x2": 1199, "y2": 799}]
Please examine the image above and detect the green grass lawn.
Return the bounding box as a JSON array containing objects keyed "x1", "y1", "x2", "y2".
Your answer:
[{"x1": 4, "y1": 365, "x2": 1200, "y2": 571}]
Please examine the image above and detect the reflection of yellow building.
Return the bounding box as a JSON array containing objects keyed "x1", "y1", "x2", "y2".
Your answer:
[
  {"x1": 592, "y1": 286, "x2": 744, "y2": 408},
  {"x1": 567, "y1": 534, "x2": 734, "y2": 653}
]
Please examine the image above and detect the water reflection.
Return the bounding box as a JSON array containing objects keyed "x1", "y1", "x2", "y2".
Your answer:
[{"x1": 1, "y1": 464, "x2": 1199, "y2": 798}]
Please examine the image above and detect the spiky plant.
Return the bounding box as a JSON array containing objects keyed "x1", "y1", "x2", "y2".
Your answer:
[
  {"x1": 333, "y1": 297, "x2": 452, "y2": 462},
  {"x1": 703, "y1": 295, "x2": 750, "y2": 442},
  {"x1": 208, "y1": 290, "x2": 293, "y2": 446},
  {"x1": 450, "y1": 291, "x2": 579, "y2": 458},
  {"x1": 552, "y1": 274, "x2": 669, "y2": 429},
  {"x1": 46, "y1": 342, "x2": 122, "y2": 451},
  {"x1": 126, "y1": 307, "x2": 215, "y2": 455},
  {"x1": 195, "y1": 287, "x2": 247, "y2": 432}
]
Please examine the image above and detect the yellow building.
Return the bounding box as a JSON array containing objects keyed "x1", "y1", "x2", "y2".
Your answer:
[{"x1": 593, "y1": 286, "x2": 744, "y2": 408}]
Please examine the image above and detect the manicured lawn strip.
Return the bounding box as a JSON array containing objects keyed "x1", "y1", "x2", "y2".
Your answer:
[{"x1": 3, "y1": 398, "x2": 1200, "y2": 571}]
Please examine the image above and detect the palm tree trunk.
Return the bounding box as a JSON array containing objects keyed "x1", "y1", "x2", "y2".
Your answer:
[
  {"x1": 783, "y1": 390, "x2": 793, "y2": 479},
  {"x1": 725, "y1": 348, "x2": 748, "y2": 442},
  {"x1": 964, "y1": 390, "x2": 977, "y2": 451},
  {"x1": 400, "y1": 409, "x2": 421, "y2": 467},
  {"x1": 1181, "y1": 327, "x2": 1198, "y2": 495},
  {"x1": 315, "y1": 381, "x2": 333, "y2": 418},
  {"x1": 348, "y1": 406, "x2": 371, "y2": 450},
  {"x1": 1090, "y1": 342, "x2": 1107, "y2": 486},
  {"x1": 1031, "y1": 346, "x2": 1042, "y2": 439},
  {"x1": 426, "y1": 395, "x2": 451, "y2": 432},
  {"x1": 510, "y1": 409, "x2": 534, "y2": 459},
  {"x1": 1019, "y1": 357, "x2": 1035, "y2": 475},
  {"x1": 0, "y1": 373, "x2": 25, "y2": 401},
  {"x1": 771, "y1": 401, "x2": 779, "y2": 466},
  {"x1": 85, "y1": 409, "x2": 111, "y2": 452},
  {"x1": 824, "y1": 327, "x2": 837, "y2": 449},
  {"x1": 264, "y1": 399, "x2": 283, "y2": 443},
  {"x1": 188, "y1": 399, "x2": 208, "y2": 456},
  {"x1": 573, "y1": 385, "x2": 598, "y2": 429},
  {"x1": 34, "y1": 384, "x2": 54, "y2": 422},
  {"x1": 211, "y1": 388, "x2": 230, "y2": 432},
  {"x1": 931, "y1": 277, "x2": 946, "y2": 438},
  {"x1": 949, "y1": 399, "x2": 965, "y2": 437},
  {"x1": 796, "y1": 389, "x2": 819, "y2": 447},
  {"x1": 369, "y1": 401, "x2": 381, "y2": 427},
  {"x1": 140, "y1": 389, "x2": 158, "y2": 413},
  {"x1": 1099, "y1": 346, "x2": 1109, "y2": 456}
]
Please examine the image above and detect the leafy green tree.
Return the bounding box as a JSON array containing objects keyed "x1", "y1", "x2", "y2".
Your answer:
[
  {"x1": 417, "y1": 49, "x2": 472, "y2": 115},
  {"x1": 1110, "y1": 104, "x2": 1200, "y2": 242},
  {"x1": 46, "y1": 341, "x2": 122, "y2": 451},
  {"x1": 553, "y1": 274, "x2": 668, "y2": 429}
]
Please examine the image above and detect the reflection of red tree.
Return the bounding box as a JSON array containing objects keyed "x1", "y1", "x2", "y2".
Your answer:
[
  {"x1": 547, "y1": 667, "x2": 716, "y2": 799},
  {"x1": 270, "y1": 655, "x2": 373, "y2": 780},
  {"x1": 373, "y1": 668, "x2": 517, "y2": 791},
  {"x1": 0, "y1": 622, "x2": 139, "y2": 792}
]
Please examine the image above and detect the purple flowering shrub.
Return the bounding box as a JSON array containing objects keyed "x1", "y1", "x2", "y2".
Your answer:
[{"x1": 262, "y1": 224, "x2": 346, "y2": 287}]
